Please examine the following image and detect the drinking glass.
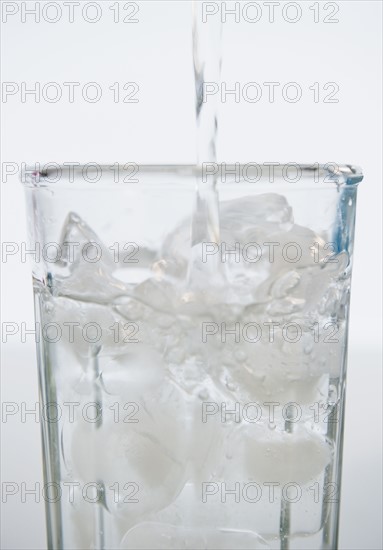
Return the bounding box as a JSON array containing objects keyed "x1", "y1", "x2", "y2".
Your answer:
[{"x1": 22, "y1": 163, "x2": 362, "y2": 550}]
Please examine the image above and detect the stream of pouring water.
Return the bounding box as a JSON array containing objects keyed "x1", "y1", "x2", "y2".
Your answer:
[
  {"x1": 191, "y1": 4, "x2": 291, "y2": 547},
  {"x1": 191, "y1": 1, "x2": 222, "y2": 274},
  {"x1": 192, "y1": 1, "x2": 222, "y2": 164}
]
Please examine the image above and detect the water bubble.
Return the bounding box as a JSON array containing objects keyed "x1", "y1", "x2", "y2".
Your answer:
[
  {"x1": 44, "y1": 302, "x2": 54, "y2": 313},
  {"x1": 304, "y1": 343, "x2": 314, "y2": 355},
  {"x1": 198, "y1": 388, "x2": 209, "y2": 400},
  {"x1": 180, "y1": 292, "x2": 195, "y2": 304},
  {"x1": 234, "y1": 350, "x2": 247, "y2": 362},
  {"x1": 328, "y1": 384, "x2": 338, "y2": 402},
  {"x1": 226, "y1": 379, "x2": 238, "y2": 392},
  {"x1": 152, "y1": 259, "x2": 167, "y2": 278},
  {"x1": 156, "y1": 314, "x2": 174, "y2": 329}
]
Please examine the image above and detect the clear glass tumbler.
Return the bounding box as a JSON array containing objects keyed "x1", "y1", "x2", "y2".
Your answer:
[{"x1": 22, "y1": 163, "x2": 362, "y2": 550}]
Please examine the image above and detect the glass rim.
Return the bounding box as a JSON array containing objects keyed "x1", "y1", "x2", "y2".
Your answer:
[{"x1": 21, "y1": 163, "x2": 363, "y2": 189}]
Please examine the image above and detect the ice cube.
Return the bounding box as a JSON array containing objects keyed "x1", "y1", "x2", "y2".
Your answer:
[
  {"x1": 244, "y1": 424, "x2": 331, "y2": 485},
  {"x1": 70, "y1": 380, "x2": 190, "y2": 525}
]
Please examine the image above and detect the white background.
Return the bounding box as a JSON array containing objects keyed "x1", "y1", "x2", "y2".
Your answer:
[{"x1": 1, "y1": 1, "x2": 382, "y2": 549}]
